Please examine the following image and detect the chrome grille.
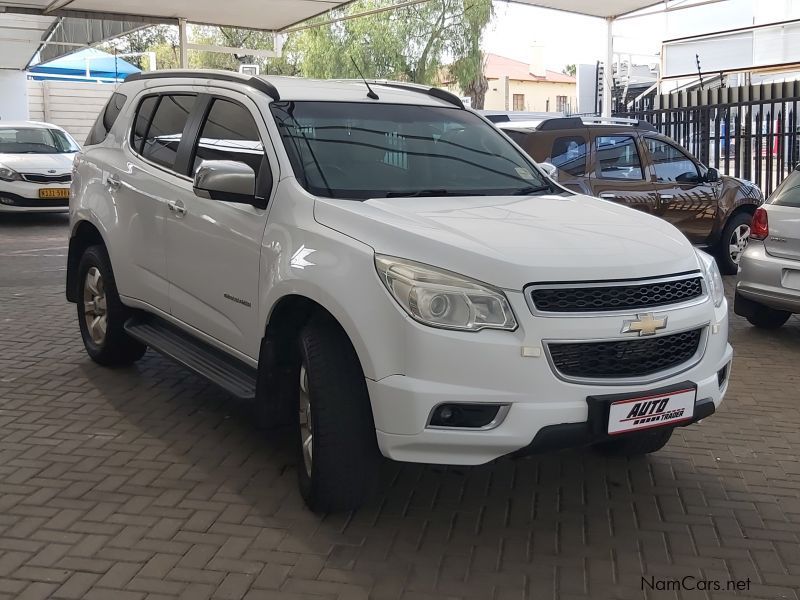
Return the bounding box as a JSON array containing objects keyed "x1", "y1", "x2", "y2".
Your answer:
[
  {"x1": 547, "y1": 329, "x2": 703, "y2": 380},
  {"x1": 21, "y1": 173, "x2": 72, "y2": 183},
  {"x1": 529, "y1": 276, "x2": 703, "y2": 313}
]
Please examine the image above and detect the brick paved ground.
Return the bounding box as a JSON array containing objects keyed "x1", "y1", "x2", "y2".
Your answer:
[{"x1": 1, "y1": 213, "x2": 800, "y2": 600}]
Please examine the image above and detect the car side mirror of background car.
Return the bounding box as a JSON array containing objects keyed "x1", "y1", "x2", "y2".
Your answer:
[
  {"x1": 193, "y1": 160, "x2": 265, "y2": 208},
  {"x1": 539, "y1": 162, "x2": 558, "y2": 180},
  {"x1": 705, "y1": 167, "x2": 721, "y2": 183}
]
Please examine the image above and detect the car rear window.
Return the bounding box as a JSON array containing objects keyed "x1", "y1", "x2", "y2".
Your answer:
[
  {"x1": 769, "y1": 170, "x2": 800, "y2": 208},
  {"x1": 86, "y1": 92, "x2": 127, "y2": 146}
]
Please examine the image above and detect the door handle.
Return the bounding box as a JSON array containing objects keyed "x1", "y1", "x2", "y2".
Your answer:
[
  {"x1": 167, "y1": 200, "x2": 187, "y2": 217},
  {"x1": 106, "y1": 174, "x2": 121, "y2": 190}
]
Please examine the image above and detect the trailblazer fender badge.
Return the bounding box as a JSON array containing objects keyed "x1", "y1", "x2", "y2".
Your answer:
[{"x1": 621, "y1": 313, "x2": 667, "y2": 337}]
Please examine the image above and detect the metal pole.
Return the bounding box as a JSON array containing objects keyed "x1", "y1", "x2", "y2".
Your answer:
[
  {"x1": 603, "y1": 17, "x2": 613, "y2": 117},
  {"x1": 178, "y1": 18, "x2": 188, "y2": 68}
]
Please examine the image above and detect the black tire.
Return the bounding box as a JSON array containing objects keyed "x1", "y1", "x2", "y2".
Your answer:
[
  {"x1": 716, "y1": 212, "x2": 753, "y2": 275},
  {"x1": 294, "y1": 315, "x2": 379, "y2": 512},
  {"x1": 746, "y1": 305, "x2": 792, "y2": 329},
  {"x1": 76, "y1": 245, "x2": 146, "y2": 366},
  {"x1": 593, "y1": 428, "x2": 673, "y2": 456}
]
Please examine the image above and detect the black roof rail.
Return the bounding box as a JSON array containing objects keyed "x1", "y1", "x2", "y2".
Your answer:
[
  {"x1": 373, "y1": 81, "x2": 465, "y2": 109},
  {"x1": 124, "y1": 71, "x2": 280, "y2": 101},
  {"x1": 534, "y1": 116, "x2": 657, "y2": 132}
]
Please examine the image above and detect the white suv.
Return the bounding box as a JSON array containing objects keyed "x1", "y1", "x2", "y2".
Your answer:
[{"x1": 67, "y1": 71, "x2": 733, "y2": 511}]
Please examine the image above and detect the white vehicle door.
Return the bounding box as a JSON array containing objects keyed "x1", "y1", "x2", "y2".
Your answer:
[
  {"x1": 165, "y1": 92, "x2": 274, "y2": 359},
  {"x1": 115, "y1": 92, "x2": 199, "y2": 311}
]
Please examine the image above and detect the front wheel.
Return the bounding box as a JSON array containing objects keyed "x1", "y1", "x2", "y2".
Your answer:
[
  {"x1": 77, "y1": 245, "x2": 146, "y2": 366},
  {"x1": 716, "y1": 212, "x2": 752, "y2": 275},
  {"x1": 294, "y1": 316, "x2": 379, "y2": 512},
  {"x1": 593, "y1": 428, "x2": 673, "y2": 456}
]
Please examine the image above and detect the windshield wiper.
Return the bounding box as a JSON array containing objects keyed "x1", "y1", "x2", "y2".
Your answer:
[
  {"x1": 385, "y1": 189, "x2": 487, "y2": 198},
  {"x1": 510, "y1": 185, "x2": 552, "y2": 196}
]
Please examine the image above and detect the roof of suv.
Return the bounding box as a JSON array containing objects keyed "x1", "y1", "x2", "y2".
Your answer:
[
  {"x1": 494, "y1": 115, "x2": 657, "y2": 133},
  {"x1": 124, "y1": 70, "x2": 464, "y2": 108}
]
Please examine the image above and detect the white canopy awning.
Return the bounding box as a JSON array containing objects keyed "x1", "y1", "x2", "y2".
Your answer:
[{"x1": 507, "y1": 0, "x2": 663, "y2": 19}]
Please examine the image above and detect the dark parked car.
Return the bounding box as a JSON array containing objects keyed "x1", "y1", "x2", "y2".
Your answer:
[{"x1": 493, "y1": 115, "x2": 764, "y2": 274}]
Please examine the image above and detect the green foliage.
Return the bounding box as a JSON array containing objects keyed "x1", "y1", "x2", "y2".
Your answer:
[
  {"x1": 563, "y1": 64, "x2": 576, "y2": 77},
  {"x1": 102, "y1": 0, "x2": 492, "y2": 85}
]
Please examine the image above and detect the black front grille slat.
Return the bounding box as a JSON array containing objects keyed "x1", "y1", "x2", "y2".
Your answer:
[
  {"x1": 548, "y1": 329, "x2": 702, "y2": 379},
  {"x1": 531, "y1": 277, "x2": 703, "y2": 313},
  {"x1": 21, "y1": 173, "x2": 72, "y2": 183}
]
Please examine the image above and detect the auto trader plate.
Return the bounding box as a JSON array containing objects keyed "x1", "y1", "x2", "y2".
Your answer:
[
  {"x1": 39, "y1": 188, "x2": 69, "y2": 199},
  {"x1": 607, "y1": 387, "x2": 695, "y2": 435}
]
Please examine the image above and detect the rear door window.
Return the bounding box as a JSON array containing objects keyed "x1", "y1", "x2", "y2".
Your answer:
[
  {"x1": 595, "y1": 135, "x2": 644, "y2": 180},
  {"x1": 139, "y1": 94, "x2": 197, "y2": 171},
  {"x1": 551, "y1": 136, "x2": 587, "y2": 176},
  {"x1": 131, "y1": 96, "x2": 159, "y2": 154}
]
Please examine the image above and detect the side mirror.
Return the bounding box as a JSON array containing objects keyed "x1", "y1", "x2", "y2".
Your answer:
[
  {"x1": 193, "y1": 160, "x2": 263, "y2": 208},
  {"x1": 705, "y1": 167, "x2": 720, "y2": 183},
  {"x1": 539, "y1": 162, "x2": 558, "y2": 180}
]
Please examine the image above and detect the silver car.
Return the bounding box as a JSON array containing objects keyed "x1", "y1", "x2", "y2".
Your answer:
[{"x1": 735, "y1": 168, "x2": 800, "y2": 328}]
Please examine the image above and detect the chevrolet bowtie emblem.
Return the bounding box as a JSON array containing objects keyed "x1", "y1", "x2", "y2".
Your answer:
[{"x1": 621, "y1": 313, "x2": 668, "y2": 336}]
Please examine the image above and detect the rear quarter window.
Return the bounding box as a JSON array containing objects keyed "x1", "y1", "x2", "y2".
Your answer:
[
  {"x1": 85, "y1": 92, "x2": 127, "y2": 146},
  {"x1": 550, "y1": 135, "x2": 588, "y2": 177}
]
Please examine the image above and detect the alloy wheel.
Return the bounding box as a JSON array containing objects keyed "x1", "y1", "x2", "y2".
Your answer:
[
  {"x1": 729, "y1": 223, "x2": 751, "y2": 265},
  {"x1": 83, "y1": 266, "x2": 108, "y2": 345},
  {"x1": 298, "y1": 364, "x2": 313, "y2": 477}
]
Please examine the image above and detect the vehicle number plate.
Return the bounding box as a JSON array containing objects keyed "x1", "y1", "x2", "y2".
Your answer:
[
  {"x1": 39, "y1": 188, "x2": 69, "y2": 199},
  {"x1": 607, "y1": 387, "x2": 696, "y2": 435}
]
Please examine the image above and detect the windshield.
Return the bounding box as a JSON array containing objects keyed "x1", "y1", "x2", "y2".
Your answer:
[
  {"x1": 269, "y1": 101, "x2": 552, "y2": 199},
  {"x1": 0, "y1": 127, "x2": 80, "y2": 154}
]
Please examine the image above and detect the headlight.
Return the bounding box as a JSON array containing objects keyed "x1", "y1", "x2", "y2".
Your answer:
[
  {"x1": 375, "y1": 255, "x2": 518, "y2": 331},
  {"x1": 0, "y1": 166, "x2": 20, "y2": 182},
  {"x1": 695, "y1": 249, "x2": 724, "y2": 308}
]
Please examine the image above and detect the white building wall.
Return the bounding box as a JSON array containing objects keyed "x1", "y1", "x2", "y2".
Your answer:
[
  {"x1": 26, "y1": 80, "x2": 114, "y2": 143},
  {"x1": 0, "y1": 72, "x2": 29, "y2": 122}
]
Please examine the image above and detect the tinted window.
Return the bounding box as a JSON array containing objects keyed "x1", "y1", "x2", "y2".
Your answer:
[
  {"x1": 0, "y1": 127, "x2": 79, "y2": 154},
  {"x1": 140, "y1": 95, "x2": 196, "y2": 171},
  {"x1": 596, "y1": 135, "x2": 643, "y2": 180},
  {"x1": 269, "y1": 101, "x2": 551, "y2": 200},
  {"x1": 550, "y1": 136, "x2": 587, "y2": 176},
  {"x1": 770, "y1": 170, "x2": 800, "y2": 208},
  {"x1": 645, "y1": 137, "x2": 699, "y2": 183},
  {"x1": 192, "y1": 99, "x2": 264, "y2": 176},
  {"x1": 131, "y1": 96, "x2": 159, "y2": 154},
  {"x1": 86, "y1": 92, "x2": 127, "y2": 146}
]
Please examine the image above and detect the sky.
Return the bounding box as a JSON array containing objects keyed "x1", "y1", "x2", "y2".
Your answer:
[{"x1": 481, "y1": 0, "x2": 762, "y2": 71}]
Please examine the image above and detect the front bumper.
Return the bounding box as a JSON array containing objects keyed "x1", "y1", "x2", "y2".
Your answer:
[
  {"x1": 0, "y1": 181, "x2": 70, "y2": 213},
  {"x1": 369, "y1": 291, "x2": 732, "y2": 465},
  {"x1": 736, "y1": 241, "x2": 800, "y2": 314}
]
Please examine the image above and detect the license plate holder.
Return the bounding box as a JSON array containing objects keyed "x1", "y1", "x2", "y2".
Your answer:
[
  {"x1": 38, "y1": 188, "x2": 69, "y2": 199},
  {"x1": 587, "y1": 381, "x2": 697, "y2": 436}
]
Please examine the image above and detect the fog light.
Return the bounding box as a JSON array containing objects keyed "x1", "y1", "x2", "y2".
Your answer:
[
  {"x1": 0, "y1": 197, "x2": 14, "y2": 205},
  {"x1": 428, "y1": 403, "x2": 508, "y2": 429}
]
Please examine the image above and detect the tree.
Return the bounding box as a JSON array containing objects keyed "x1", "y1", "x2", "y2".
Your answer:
[
  {"x1": 563, "y1": 64, "x2": 576, "y2": 78},
  {"x1": 290, "y1": 0, "x2": 493, "y2": 86}
]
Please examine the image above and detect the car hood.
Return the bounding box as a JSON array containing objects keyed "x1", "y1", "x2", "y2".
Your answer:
[
  {"x1": 314, "y1": 193, "x2": 701, "y2": 289},
  {"x1": 0, "y1": 153, "x2": 75, "y2": 173}
]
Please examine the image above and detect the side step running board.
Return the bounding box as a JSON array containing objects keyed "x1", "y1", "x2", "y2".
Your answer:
[{"x1": 124, "y1": 316, "x2": 258, "y2": 400}]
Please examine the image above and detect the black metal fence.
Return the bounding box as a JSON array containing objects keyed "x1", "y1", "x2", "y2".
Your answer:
[{"x1": 615, "y1": 81, "x2": 800, "y2": 198}]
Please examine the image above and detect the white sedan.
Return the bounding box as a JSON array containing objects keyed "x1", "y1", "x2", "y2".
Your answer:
[{"x1": 0, "y1": 121, "x2": 79, "y2": 213}]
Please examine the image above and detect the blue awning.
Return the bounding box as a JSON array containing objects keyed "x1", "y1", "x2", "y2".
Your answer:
[{"x1": 29, "y1": 48, "x2": 140, "y2": 82}]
